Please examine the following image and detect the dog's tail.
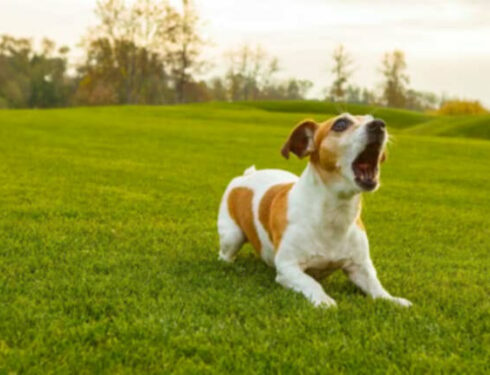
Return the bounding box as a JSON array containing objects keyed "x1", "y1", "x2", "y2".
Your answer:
[{"x1": 243, "y1": 165, "x2": 256, "y2": 176}]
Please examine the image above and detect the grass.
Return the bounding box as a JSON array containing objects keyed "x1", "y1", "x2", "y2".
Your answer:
[
  {"x1": 403, "y1": 114, "x2": 490, "y2": 140},
  {"x1": 0, "y1": 102, "x2": 489, "y2": 373},
  {"x1": 239, "y1": 100, "x2": 435, "y2": 129}
]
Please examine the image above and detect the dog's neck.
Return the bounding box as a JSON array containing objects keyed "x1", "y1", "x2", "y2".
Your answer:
[{"x1": 294, "y1": 163, "x2": 361, "y2": 230}]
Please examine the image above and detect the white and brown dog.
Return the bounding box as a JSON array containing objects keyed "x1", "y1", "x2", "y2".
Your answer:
[{"x1": 217, "y1": 114, "x2": 412, "y2": 308}]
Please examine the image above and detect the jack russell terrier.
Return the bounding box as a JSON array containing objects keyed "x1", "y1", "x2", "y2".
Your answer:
[{"x1": 217, "y1": 114, "x2": 412, "y2": 308}]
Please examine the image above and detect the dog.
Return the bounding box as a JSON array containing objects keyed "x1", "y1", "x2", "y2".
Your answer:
[{"x1": 217, "y1": 114, "x2": 412, "y2": 308}]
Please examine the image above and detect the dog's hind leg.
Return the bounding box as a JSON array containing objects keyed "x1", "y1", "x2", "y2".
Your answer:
[
  {"x1": 217, "y1": 209, "x2": 245, "y2": 263},
  {"x1": 218, "y1": 223, "x2": 245, "y2": 262}
]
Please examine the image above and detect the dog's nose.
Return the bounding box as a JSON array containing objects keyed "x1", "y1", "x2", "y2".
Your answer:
[{"x1": 367, "y1": 119, "x2": 386, "y2": 132}]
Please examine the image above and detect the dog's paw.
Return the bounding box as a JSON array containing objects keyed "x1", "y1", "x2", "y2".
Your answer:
[
  {"x1": 218, "y1": 252, "x2": 235, "y2": 263},
  {"x1": 312, "y1": 295, "x2": 337, "y2": 309},
  {"x1": 389, "y1": 296, "x2": 412, "y2": 308}
]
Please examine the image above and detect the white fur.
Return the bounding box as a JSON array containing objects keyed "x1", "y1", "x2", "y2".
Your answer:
[{"x1": 217, "y1": 115, "x2": 411, "y2": 308}]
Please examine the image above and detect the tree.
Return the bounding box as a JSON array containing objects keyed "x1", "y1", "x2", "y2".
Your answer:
[
  {"x1": 0, "y1": 35, "x2": 32, "y2": 107},
  {"x1": 225, "y1": 44, "x2": 279, "y2": 101},
  {"x1": 77, "y1": 0, "x2": 203, "y2": 105},
  {"x1": 329, "y1": 45, "x2": 352, "y2": 102},
  {"x1": 166, "y1": 0, "x2": 206, "y2": 103},
  {"x1": 208, "y1": 77, "x2": 227, "y2": 101},
  {"x1": 76, "y1": 38, "x2": 170, "y2": 105},
  {"x1": 345, "y1": 85, "x2": 361, "y2": 103},
  {"x1": 405, "y1": 89, "x2": 439, "y2": 111},
  {"x1": 361, "y1": 88, "x2": 377, "y2": 105},
  {"x1": 77, "y1": 0, "x2": 207, "y2": 104},
  {"x1": 380, "y1": 50, "x2": 409, "y2": 108},
  {"x1": 29, "y1": 38, "x2": 72, "y2": 107},
  {"x1": 0, "y1": 35, "x2": 71, "y2": 108},
  {"x1": 285, "y1": 79, "x2": 313, "y2": 100}
]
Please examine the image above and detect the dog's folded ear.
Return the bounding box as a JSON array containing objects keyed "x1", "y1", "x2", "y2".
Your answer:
[{"x1": 281, "y1": 120, "x2": 318, "y2": 159}]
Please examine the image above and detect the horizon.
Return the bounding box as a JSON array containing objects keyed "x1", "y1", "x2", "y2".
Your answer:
[{"x1": 1, "y1": 0, "x2": 489, "y2": 106}]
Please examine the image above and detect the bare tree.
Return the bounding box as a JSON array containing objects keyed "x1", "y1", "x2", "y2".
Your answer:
[
  {"x1": 329, "y1": 45, "x2": 353, "y2": 102},
  {"x1": 380, "y1": 50, "x2": 409, "y2": 108},
  {"x1": 225, "y1": 44, "x2": 279, "y2": 101},
  {"x1": 166, "y1": 0, "x2": 206, "y2": 103}
]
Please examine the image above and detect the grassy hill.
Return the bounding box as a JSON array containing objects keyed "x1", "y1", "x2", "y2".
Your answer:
[
  {"x1": 239, "y1": 100, "x2": 436, "y2": 129},
  {"x1": 0, "y1": 103, "x2": 488, "y2": 373},
  {"x1": 403, "y1": 114, "x2": 490, "y2": 140}
]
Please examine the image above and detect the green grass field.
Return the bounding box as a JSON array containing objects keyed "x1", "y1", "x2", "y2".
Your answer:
[{"x1": 0, "y1": 102, "x2": 489, "y2": 373}]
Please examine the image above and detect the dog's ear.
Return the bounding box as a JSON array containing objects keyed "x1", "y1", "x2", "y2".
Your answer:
[{"x1": 281, "y1": 120, "x2": 318, "y2": 159}]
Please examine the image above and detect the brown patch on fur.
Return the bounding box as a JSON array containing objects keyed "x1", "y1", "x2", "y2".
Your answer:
[
  {"x1": 309, "y1": 116, "x2": 366, "y2": 183},
  {"x1": 227, "y1": 187, "x2": 261, "y2": 253},
  {"x1": 311, "y1": 119, "x2": 334, "y2": 158},
  {"x1": 309, "y1": 119, "x2": 340, "y2": 182},
  {"x1": 258, "y1": 183, "x2": 294, "y2": 250},
  {"x1": 317, "y1": 142, "x2": 340, "y2": 172}
]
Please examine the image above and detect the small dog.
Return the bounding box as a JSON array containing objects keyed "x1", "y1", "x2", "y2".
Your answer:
[{"x1": 217, "y1": 114, "x2": 411, "y2": 308}]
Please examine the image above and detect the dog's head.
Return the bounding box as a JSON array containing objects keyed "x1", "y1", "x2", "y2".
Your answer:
[{"x1": 281, "y1": 113, "x2": 387, "y2": 194}]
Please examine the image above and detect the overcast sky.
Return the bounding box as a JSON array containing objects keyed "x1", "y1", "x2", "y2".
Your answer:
[{"x1": 1, "y1": 0, "x2": 489, "y2": 105}]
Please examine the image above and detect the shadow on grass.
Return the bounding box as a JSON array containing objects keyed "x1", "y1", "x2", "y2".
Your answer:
[{"x1": 168, "y1": 249, "x2": 365, "y2": 312}]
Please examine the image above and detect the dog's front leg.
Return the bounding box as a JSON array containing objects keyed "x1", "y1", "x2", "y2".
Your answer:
[
  {"x1": 345, "y1": 258, "x2": 412, "y2": 307},
  {"x1": 275, "y1": 263, "x2": 337, "y2": 308}
]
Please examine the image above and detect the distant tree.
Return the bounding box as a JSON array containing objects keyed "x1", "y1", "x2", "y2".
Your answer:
[
  {"x1": 405, "y1": 89, "x2": 439, "y2": 111},
  {"x1": 339, "y1": 84, "x2": 380, "y2": 105},
  {"x1": 182, "y1": 80, "x2": 212, "y2": 102},
  {"x1": 77, "y1": 0, "x2": 206, "y2": 105},
  {"x1": 345, "y1": 85, "x2": 361, "y2": 103},
  {"x1": 75, "y1": 38, "x2": 171, "y2": 105},
  {"x1": 380, "y1": 50, "x2": 409, "y2": 108},
  {"x1": 361, "y1": 88, "x2": 377, "y2": 105},
  {"x1": 0, "y1": 35, "x2": 32, "y2": 107},
  {"x1": 166, "y1": 0, "x2": 206, "y2": 103},
  {"x1": 0, "y1": 35, "x2": 71, "y2": 108},
  {"x1": 285, "y1": 79, "x2": 313, "y2": 100},
  {"x1": 208, "y1": 77, "x2": 227, "y2": 101},
  {"x1": 225, "y1": 44, "x2": 279, "y2": 101},
  {"x1": 329, "y1": 45, "x2": 353, "y2": 102},
  {"x1": 29, "y1": 39, "x2": 72, "y2": 107}
]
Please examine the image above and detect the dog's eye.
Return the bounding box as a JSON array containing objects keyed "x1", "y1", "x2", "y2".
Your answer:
[{"x1": 332, "y1": 118, "x2": 350, "y2": 132}]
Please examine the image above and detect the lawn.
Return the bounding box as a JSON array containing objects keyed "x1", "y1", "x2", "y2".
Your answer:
[{"x1": 0, "y1": 102, "x2": 488, "y2": 373}]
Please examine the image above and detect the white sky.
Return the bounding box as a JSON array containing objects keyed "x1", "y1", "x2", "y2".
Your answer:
[{"x1": 1, "y1": 0, "x2": 489, "y2": 105}]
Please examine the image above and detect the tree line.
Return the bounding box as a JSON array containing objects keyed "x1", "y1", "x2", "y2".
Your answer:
[{"x1": 0, "y1": 0, "x2": 479, "y2": 111}]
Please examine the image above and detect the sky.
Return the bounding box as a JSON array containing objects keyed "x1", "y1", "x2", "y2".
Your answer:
[{"x1": 1, "y1": 0, "x2": 489, "y2": 105}]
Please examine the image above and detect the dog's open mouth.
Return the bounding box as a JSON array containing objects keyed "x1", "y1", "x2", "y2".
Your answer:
[{"x1": 352, "y1": 141, "x2": 382, "y2": 191}]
